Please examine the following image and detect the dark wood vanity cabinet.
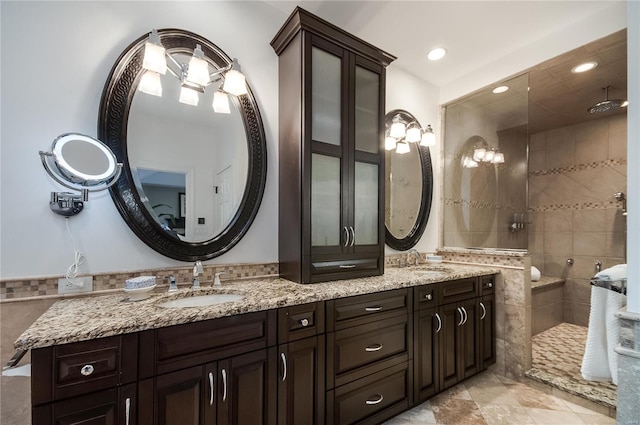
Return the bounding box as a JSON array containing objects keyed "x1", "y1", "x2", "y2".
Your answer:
[
  {"x1": 271, "y1": 7, "x2": 396, "y2": 284},
  {"x1": 326, "y1": 289, "x2": 413, "y2": 424}
]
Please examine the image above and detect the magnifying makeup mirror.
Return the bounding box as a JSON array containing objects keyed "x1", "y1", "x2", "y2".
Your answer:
[{"x1": 39, "y1": 133, "x2": 122, "y2": 216}]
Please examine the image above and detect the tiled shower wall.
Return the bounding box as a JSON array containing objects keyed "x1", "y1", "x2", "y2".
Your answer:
[{"x1": 528, "y1": 114, "x2": 627, "y2": 326}]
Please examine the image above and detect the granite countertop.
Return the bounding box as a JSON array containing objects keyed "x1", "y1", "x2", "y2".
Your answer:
[
  {"x1": 15, "y1": 263, "x2": 499, "y2": 350},
  {"x1": 531, "y1": 276, "x2": 565, "y2": 290}
]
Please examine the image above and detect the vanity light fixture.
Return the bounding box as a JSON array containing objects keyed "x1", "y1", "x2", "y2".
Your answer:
[
  {"x1": 471, "y1": 146, "x2": 505, "y2": 165},
  {"x1": 386, "y1": 114, "x2": 436, "y2": 154},
  {"x1": 139, "y1": 29, "x2": 248, "y2": 111},
  {"x1": 571, "y1": 61, "x2": 598, "y2": 73},
  {"x1": 212, "y1": 90, "x2": 231, "y2": 113}
]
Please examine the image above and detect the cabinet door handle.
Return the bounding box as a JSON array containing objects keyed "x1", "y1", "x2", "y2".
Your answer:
[
  {"x1": 125, "y1": 397, "x2": 131, "y2": 425},
  {"x1": 365, "y1": 343, "x2": 383, "y2": 352},
  {"x1": 486, "y1": 282, "x2": 493, "y2": 288},
  {"x1": 340, "y1": 264, "x2": 356, "y2": 269},
  {"x1": 281, "y1": 352, "x2": 287, "y2": 382},
  {"x1": 365, "y1": 306, "x2": 383, "y2": 312},
  {"x1": 208, "y1": 372, "x2": 214, "y2": 405},
  {"x1": 300, "y1": 318, "x2": 310, "y2": 327},
  {"x1": 221, "y1": 368, "x2": 227, "y2": 402},
  {"x1": 365, "y1": 394, "x2": 384, "y2": 405},
  {"x1": 349, "y1": 226, "x2": 355, "y2": 247},
  {"x1": 425, "y1": 293, "x2": 433, "y2": 301},
  {"x1": 457, "y1": 308, "x2": 464, "y2": 326},
  {"x1": 80, "y1": 364, "x2": 94, "y2": 376},
  {"x1": 480, "y1": 302, "x2": 487, "y2": 320},
  {"x1": 461, "y1": 306, "x2": 468, "y2": 325},
  {"x1": 343, "y1": 227, "x2": 350, "y2": 247},
  {"x1": 435, "y1": 312, "x2": 442, "y2": 333}
]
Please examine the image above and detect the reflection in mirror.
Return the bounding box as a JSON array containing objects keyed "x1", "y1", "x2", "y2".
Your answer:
[
  {"x1": 100, "y1": 29, "x2": 267, "y2": 261},
  {"x1": 443, "y1": 73, "x2": 528, "y2": 249},
  {"x1": 384, "y1": 110, "x2": 433, "y2": 251},
  {"x1": 128, "y1": 53, "x2": 248, "y2": 242}
]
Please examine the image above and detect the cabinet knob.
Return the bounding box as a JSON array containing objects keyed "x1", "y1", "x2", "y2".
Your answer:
[
  {"x1": 80, "y1": 364, "x2": 94, "y2": 376},
  {"x1": 486, "y1": 282, "x2": 493, "y2": 288},
  {"x1": 425, "y1": 293, "x2": 432, "y2": 301},
  {"x1": 300, "y1": 318, "x2": 310, "y2": 327}
]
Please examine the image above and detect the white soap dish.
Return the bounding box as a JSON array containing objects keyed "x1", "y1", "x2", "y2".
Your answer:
[
  {"x1": 124, "y1": 284, "x2": 156, "y2": 301},
  {"x1": 426, "y1": 255, "x2": 443, "y2": 264}
]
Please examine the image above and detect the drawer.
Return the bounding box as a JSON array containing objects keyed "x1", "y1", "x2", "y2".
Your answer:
[
  {"x1": 278, "y1": 301, "x2": 325, "y2": 342},
  {"x1": 440, "y1": 277, "x2": 478, "y2": 304},
  {"x1": 480, "y1": 275, "x2": 495, "y2": 296},
  {"x1": 327, "y1": 361, "x2": 411, "y2": 425},
  {"x1": 311, "y1": 258, "x2": 379, "y2": 275},
  {"x1": 414, "y1": 283, "x2": 439, "y2": 310},
  {"x1": 31, "y1": 334, "x2": 138, "y2": 405},
  {"x1": 151, "y1": 310, "x2": 276, "y2": 375},
  {"x1": 327, "y1": 288, "x2": 410, "y2": 330}
]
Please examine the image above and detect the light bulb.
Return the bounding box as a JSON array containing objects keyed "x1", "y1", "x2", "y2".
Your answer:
[
  {"x1": 483, "y1": 150, "x2": 495, "y2": 162},
  {"x1": 395, "y1": 141, "x2": 410, "y2": 154},
  {"x1": 142, "y1": 30, "x2": 167, "y2": 75},
  {"x1": 492, "y1": 152, "x2": 505, "y2": 164},
  {"x1": 179, "y1": 86, "x2": 199, "y2": 106},
  {"x1": 138, "y1": 70, "x2": 162, "y2": 97},
  {"x1": 212, "y1": 90, "x2": 231, "y2": 114},
  {"x1": 473, "y1": 148, "x2": 486, "y2": 162},
  {"x1": 406, "y1": 127, "x2": 422, "y2": 143},
  {"x1": 186, "y1": 45, "x2": 210, "y2": 87},
  {"x1": 421, "y1": 126, "x2": 435, "y2": 146},
  {"x1": 385, "y1": 136, "x2": 397, "y2": 151},
  {"x1": 223, "y1": 69, "x2": 248, "y2": 96},
  {"x1": 389, "y1": 118, "x2": 406, "y2": 139}
]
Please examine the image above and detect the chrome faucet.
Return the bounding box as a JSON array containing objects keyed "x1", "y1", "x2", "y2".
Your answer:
[
  {"x1": 192, "y1": 260, "x2": 203, "y2": 289},
  {"x1": 407, "y1": 249, "x2": 421, "y2": 266}
]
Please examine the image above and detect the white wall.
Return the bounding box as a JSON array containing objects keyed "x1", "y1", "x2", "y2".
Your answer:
[{"x1": 0, "y1": 1, "x2": 285, "y2": 278}]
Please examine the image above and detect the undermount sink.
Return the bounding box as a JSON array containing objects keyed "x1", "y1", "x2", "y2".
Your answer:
[
  {"x1": 157, "y1": 293, "x2": 245, "y2": 308},
  {"x1": 413, "y1": 266, "x2": 454, "y2": 275}
]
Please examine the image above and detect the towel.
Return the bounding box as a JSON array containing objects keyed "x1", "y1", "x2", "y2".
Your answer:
[
  {"x1": 594, "y1": 264, "x2": 627, "y2": 281},
  {"x1": 531, "y1": 266, "x2": 541, "y2": 282},
  {"x1": 581, "y1": 286, "x2": 627, "y2": 384}
]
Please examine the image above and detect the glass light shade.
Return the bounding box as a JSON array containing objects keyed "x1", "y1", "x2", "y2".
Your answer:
[
  {"x1": 142, "y1": 41, "x2": 167, "y2": 75},
  {"x1": 473, "y1": 148, "x2": 486, "y2": 161},
  {"x1": 395, "y1": 141, "x2": 410, "y2": 154},
  {"x1": 492, "y1": 152, "x2": 505, "y2": 164},
  {"x1": 483, "y1": 150, "x2": 495, "y2": 162},
  {"x1": 223, "y1": 69, "x2": 248, "y2": 96},
  {"x1": 421, "y1": 129, "x2": 436, "y2": 146},
  {"x1": 212, "y1": 90, "x2": 231, "y2": 114},
  {"x1": 463, "y1": 157, "x2": 479, "y2": 168},
  {"x1": 385, "y1": 136, "x2": 397, "y2": 151},
  {"x1": 138, "y1": 71, "x2": 162, "y2": 97},
  {"x1": 186, "y1": 45, "x2": 210, "y2": 87},
  {"x1": 179, "y1": 86, "x2": 199, "y2": 106},
  {"x1": 405, "y1": 126, "x2": 422, "y2": 143},
  {"x1": 389, "y1": 121, "x2": 406, "y2": 139}
]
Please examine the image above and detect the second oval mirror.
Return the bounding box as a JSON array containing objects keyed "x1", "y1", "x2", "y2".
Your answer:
[{"x1": 384, "y1": 109, "x2": 433, "y2": 251}]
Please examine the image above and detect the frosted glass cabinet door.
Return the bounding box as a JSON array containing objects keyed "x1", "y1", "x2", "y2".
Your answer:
[
  {"x1": 312, "y1": 154, "x2": 341, "y2": 246},
  {"x1": 312, "y1": 47, "x2": 342, "y2": 146},
  {"x1": 354, "y1": 161, "x2": 379, "y2": 245},
  {"x1": 354, "y1": 65, "x2": 380, "y2": 154}
]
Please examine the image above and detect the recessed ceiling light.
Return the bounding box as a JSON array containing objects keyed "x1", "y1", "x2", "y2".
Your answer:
[
  {"x1": 571, "y1": 61, "x2": 598, "y2": 73},
  {"x1": 427, "y1": 48, "x2": 447, "y2": 61},
  {"x1": 492, "y1": 86, "x2": 509, "y2": 94}
]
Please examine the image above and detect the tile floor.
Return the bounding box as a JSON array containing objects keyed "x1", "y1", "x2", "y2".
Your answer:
[
  {"x1": 384, "y1": 371, "x2": 616, "y2": 425},
  {"x1": 526, "y1": 323, "x2": 617, "y2": 409}
]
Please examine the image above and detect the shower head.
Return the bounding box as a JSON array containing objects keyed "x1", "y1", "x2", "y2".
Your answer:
[{"x1": 588, "y1": 86, "x2": 627, "y2": 114}]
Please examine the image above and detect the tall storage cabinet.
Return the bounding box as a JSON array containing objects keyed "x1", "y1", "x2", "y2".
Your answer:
[{"x1": 271, "y1": 7, "x2": 396, "y2": 283}]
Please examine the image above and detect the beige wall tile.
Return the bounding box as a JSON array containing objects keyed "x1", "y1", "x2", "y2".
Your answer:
[
  {"x1": 573, "y1": 232, "x2": 606, "y2": 257},
  {"x1": 545, "y1": 127, "x2": 575, "y2": 169},
  {"x1": 529, "y1": 132, "x2": 546, "y2": 152},
  {"x1": 605, "y1": 232, "x2": 626, "y2": 259},
  {"x1": 606, "y1": 208, "x2": 627, "y2": 232},
  {"x1": 574, "y1": 120, "x2": 609, "y2": 164},
  {"x1": 608, "y1": 113, "x2": 627, "y2": 159},
  {"x1": 572, "y1": 303, "x2": 591, "y2": 327},
  {"x1": 544, "y1": 211, "x2": 573, "y2": 232},
  {"x1": 543, "y1": 255, "x2": 571, "y2": 279},
  {"x1": 563, "y1": 300, "x2": 574, "y2": 323},
  {"x1": 544, "y1": 231, "x2": 573, "y2": 256},
  {"x1": 529, "y1": 148, "x2": 545, "y2": 171},
  {"x1": 573, "y1": 209, "x2": 606, "y2": 233}
]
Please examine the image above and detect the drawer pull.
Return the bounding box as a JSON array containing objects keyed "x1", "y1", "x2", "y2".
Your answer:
[
  {"x1": 80, "y1": 364, "x2": 94, "y2": 376},
  {"x1": 425, "y1": 293, "x2": 433, "y2": 301},
  {"x1": 365, "y1": 306, "x2": 383, "y2": 312},
  {"x1": 457, "y1": 308, "x2": 464, "y2": 326},
  {"x1": 349, "y1": 226, "x2": 355, "y2": 247},
  {"x1": 365, "y1": 394, "x2": 384, "y2": 405},
  {"x1": 461, "y1": 306, "x2": 468, "y2": 325},
  {"x1": 300, "y1": 318, "x2": 310, "y2": 327},
  {"x1": 435, "y1": 312, "x2": 442, "y2": 333},
  {"x1": 125, "y1": 397, "x2": 131, "y2": 425},
  {"x1": 344, "y1": 227, "x2": 350, "y2": 247},
  {"x1": 480, "y1": 302, "x2": 487, "y2": 320},
  {"x1": 222, "y1": 368, "x2": 227, "y2": 402},
  {"x1": 281, "y1": 352, "x2": 287, "y2": 382},
  {"x1": 365, "y1": 343, "x2": 383, "y2": 352},
  {"x1": 208, "y1": 372, "x2": 214, "y2": 405},
  {"x1": 340, "y1": 264, "x2": 356, "y2": 269}
]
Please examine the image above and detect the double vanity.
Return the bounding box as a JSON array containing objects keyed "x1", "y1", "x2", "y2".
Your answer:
[{"x1": 18, "y1": 264, "x2": 498, "y2": 425}]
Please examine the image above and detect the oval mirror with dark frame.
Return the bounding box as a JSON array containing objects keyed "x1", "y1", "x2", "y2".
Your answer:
[
  {"x1": 99, "y1": 29, "x2": 267, "y2": 261},
  {"x1": 384, "y1": 109, "x2": 433, "y2": 251}
]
